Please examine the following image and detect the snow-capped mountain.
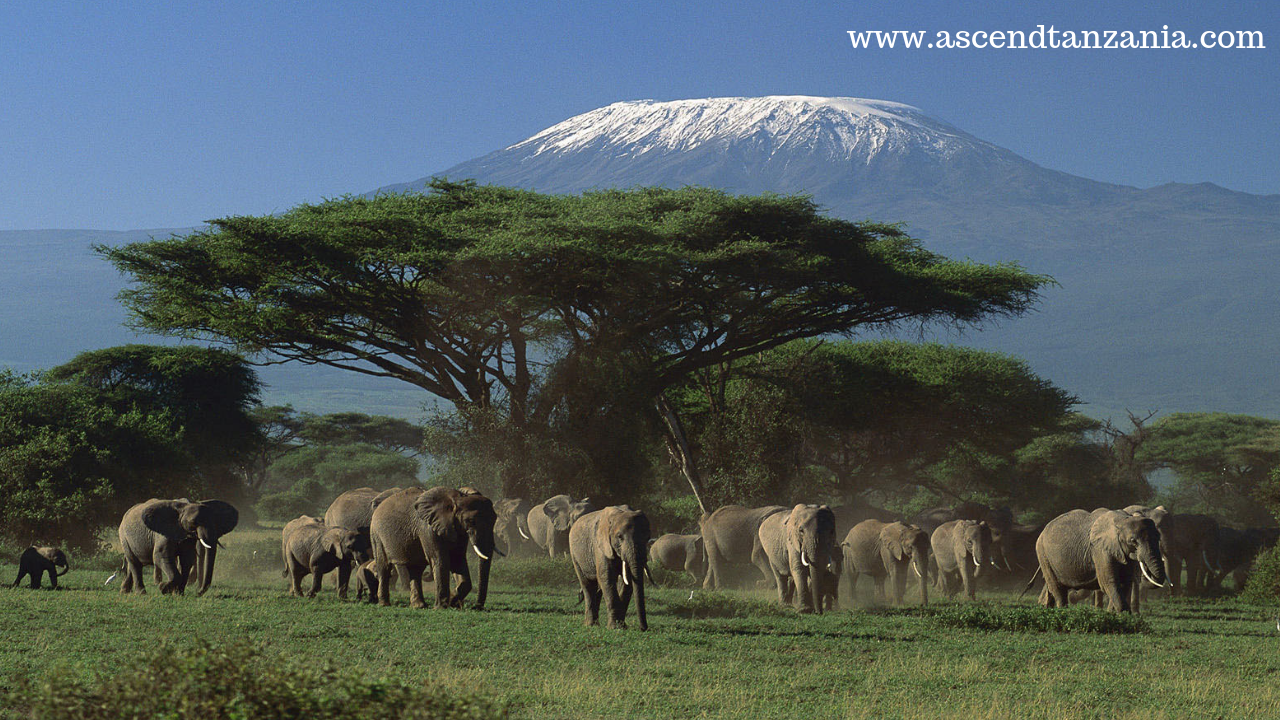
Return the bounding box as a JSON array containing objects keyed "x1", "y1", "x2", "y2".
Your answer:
[{"x1": 373, "y1": 95, "x2": 1280, "y2": 417}]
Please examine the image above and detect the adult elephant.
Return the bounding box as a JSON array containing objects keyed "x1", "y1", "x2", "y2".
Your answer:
[
  {"x1": 118, "y1": 498, "x2": 238, "y2": 595},
  {"x1": 918, "y1": 502, "x2": 1014, "y2": 571},
  {"x1": 931, "y1": 520, "x2": 993, "y2": 601},
  {"x1": 758, "y1": 504, "x2": 837, "y2": 613},
  {"x1": 281, "y1": 515, "x2": 371, "y2": 597},
  {"x1": 830, "y1": 499, "x2": 899, "y2": 539},
  {"x1": 324, "y1": 487, "x2": 401, "y2": 597},
  {"x1": 1204, "y1": 526, "x2": 1277, "y2": 591},
  {"x1": 569, "y1": 505, "x2": 651, "y2": 630},
  {"x1": 1150, "y1": 511, "x2": 1218, "y2": 596},
  {"x1": 495, "y1": 498, "x2": 535, "y2": 557},
  {"x1": 527, "y1": 495, "x2": 594, "y2": 558},
  {"x1": 1035, "y1": 508, "x2": 1168, "y2": 613},
  {"x1": 699, "y1": 504, "x2": 787, "y2": 590},
  {"x1": 369, "y1": 486, "x2": 497, "y2": 609},
  {"x1": 983, "y1": 522, "x2": 1045, "y2": 591},
  {"x1": 842, "y1": 520, "x2": 930, "y2": 605},
  {"x1": 650, "y1": 533, "x2": 707, "y2": 585}
]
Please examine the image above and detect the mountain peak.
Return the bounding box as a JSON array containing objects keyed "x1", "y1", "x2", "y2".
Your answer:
[{"x1": 506, "y1": 95, "x2": 994, "y2": 164}]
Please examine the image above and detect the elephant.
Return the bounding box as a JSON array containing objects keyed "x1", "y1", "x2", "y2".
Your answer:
[
  {"x1": 917, "y1": 502, "x2": 1015, "y2": 572},
  {"x1": 758, "y1": 504, "x2": 837, "y2": 613},
  {"x1": 1141, "y1": 510, "x2": 1218, "y2": 596},
  {"x1": 1204, "y1": 525, "x2": 1278, "y2": 591},
  {"x1": 930, "y1": 520, "x2": 993, "y2": 600},
  {"x1": 527, "y1": 495, "x2": 594, "y2": 558},
  {"x1": 1034, "y1": 508, "x2": 1168, "y2": 613},
  {"x1": 353, "y1": 559, "x2": 397, "y2": 603},
  {"x1": 983, "y1": 522, "x2": 1045, "y2": 591},
  {"x1": 281, "y1": 515, "x2": 371, "y2": 598},
  {"x1": 569, "y1": 505, "x2": 651, "y2": 630},
  {"x1": 369, "y1": 486, "x2": 497, "y2": 609},
  {"x1": 11, "y1": 546, "x2": 69, "y2": 589},
  {"x1": 819, "y1": 543, "x2": 844, "y2": 611},
  {"x1": 699, "y1": 504, "x2": 787, "y2": 590},
  {"x1": 842, "y1": 520, "x2": 930, "y2": 605},
  {"x1": 649, "y1": 533, "x2": 707, "y2": 585},
  {"x1": 117, "y1": 498, "x2": 238, "y2": 595},
  {"x1": 324, "y1": 487, "x2": 402, "y2": 597},
  {"x1": 495, "y1": 497, "x2": 535, "y2": 557},
  {"x1": 830, "y1": 499, "x2": 900, "y2": 539}
]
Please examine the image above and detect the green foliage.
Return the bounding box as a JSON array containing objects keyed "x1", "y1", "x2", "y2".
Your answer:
[
  {"x1": 1141, "y1": 412, "x2": 1280, "y2": 525},
  {"x1": 0, "y1": 376, "x2": 186, "y2": 552},
  {"x1": 102, "y1": 183, "x2": 1049, "y2": 502},
  {"x1": 884, "y1": 603, "x2": 1149, "y2": 634},
  {"x1": 298, "y1": 412, "x2": 423, "y2": 455},
  {"x1": 5, "y1": 641, "x2": 504, "y2": 720},
  {"x1": 45, "y1": 344, "x2": 264, "y2": 502},
  {"x1": 266, "y1": 443, "x2": 418, "y2": 494},
  {"x1": 1241, "y1": 544, "x2": 1280, "y2": 604},
  {"x1": 678, "y1": 339, "x2": 1082, "y2": 509}
]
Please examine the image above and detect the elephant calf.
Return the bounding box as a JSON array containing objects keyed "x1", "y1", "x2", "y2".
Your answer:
[
  {"x1": 931, "y1": 520, "x2": 993, "y2": 601},
  {"x1": 11, "y1": 546, "x2": 69, "y2": 589},
  {"x1": 650, "y1": 533, "x2": 707, "y2": 585},
  {"x1": 281, "y1": 516, "x2": 371, "y2": 598},
  {"x1": 354, "y1": 559, "x2": 397, "y2": 603}
]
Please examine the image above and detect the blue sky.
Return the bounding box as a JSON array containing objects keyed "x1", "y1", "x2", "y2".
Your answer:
[{"x1": 2, "y1": 1, "x2": 1276, "y2": 230}]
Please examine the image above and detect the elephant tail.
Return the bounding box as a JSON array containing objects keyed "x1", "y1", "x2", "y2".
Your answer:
[{"x1": 1016, "y1": 565, "x2": 1043, "y2": 601}]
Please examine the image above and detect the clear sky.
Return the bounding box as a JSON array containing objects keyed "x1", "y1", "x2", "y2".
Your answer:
[{"x1": 2, "y1": 1, "x2": 1276, "y2": 230}]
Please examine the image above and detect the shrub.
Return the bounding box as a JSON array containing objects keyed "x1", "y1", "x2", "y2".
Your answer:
[
  {"x1": 876, "y1": 603, "x2": 1148, "y2": 634},
  {"x1": 1242, "y1": 545, "x2": 1280, "y2": 604},
  {"x1": 5, "y1": 641, "x2": 504, "y2": 720}
]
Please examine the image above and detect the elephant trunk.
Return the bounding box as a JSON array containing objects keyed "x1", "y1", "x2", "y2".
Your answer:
[
  {"x1": 470, "y1": 527, "x2": 496, "y2": 609},
  {"x1": 804, "y1": 535, "x2": 829, "y2": 614},
  {"x1": 914, "y1": 552, "x2": 929, "y2": 605},
  {"x1": 1138, "y1": 538, "x2": 1169, "y2": 588},
  {"x1": 56, "y1": 559, "x2": 70, "y2": 577},
  {"x1": 623, "y1": 545, "x2": 648, "y2": 631},
  {"x1": 197, "y1": 531, "x2": 217, "y2": 595}
]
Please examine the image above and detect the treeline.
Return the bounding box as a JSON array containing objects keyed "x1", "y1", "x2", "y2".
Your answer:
[{"x1": 2, "y1": 182, "x2": 1277, "y2": 552}]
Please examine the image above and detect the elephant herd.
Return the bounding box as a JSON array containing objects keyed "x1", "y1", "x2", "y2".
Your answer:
[{"x1": 11, "y1": 491, "x2": 1273, "y2": 627}]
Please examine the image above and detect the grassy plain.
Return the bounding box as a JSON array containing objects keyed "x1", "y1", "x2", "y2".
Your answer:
[{"x1": 3, "y1": 527, "x2": 1279, "y2": 719}]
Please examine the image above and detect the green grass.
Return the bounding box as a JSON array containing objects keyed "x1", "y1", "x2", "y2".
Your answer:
[{"x1": 3, "y1": 537, "x2": 1280, "y2": 719}]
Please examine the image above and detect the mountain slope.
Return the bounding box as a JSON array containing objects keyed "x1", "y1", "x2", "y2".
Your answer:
[{"x1": 379, "y1": 96, "x2": 1280, "y2": 419}]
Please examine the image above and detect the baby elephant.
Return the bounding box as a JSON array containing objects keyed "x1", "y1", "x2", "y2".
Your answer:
[
  {"x1": 650, "y1": 533, "x2": 707, "y2": 585},
  {"x1": 281, "y1": 516, "x2": 371, "y2": 598},
  {"x1": 11, "y1": 547, "x2": 70, "y2": 589}
]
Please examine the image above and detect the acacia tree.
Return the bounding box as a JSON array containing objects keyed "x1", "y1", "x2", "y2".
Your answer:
[{"x1": 102, "y1": 181, "x2": 1049, "y2": 509}]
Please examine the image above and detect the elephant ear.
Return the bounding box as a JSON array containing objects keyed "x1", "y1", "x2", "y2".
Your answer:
[
  {"x1": 322, "y1": 530, "x2": 345, "y2": 561},
  {"x1": 596, "y1": 509, "x2": 617, "y2": 559},
  {"x1": 141, "y1": 502, "x2": 187, "y2": 542},
  {"x1": 1089, "y1": 512, "x2": 1130, "y2": 560},
  {"x1": 197, "y1": 500, "x2": 239, "y2": 538},
  {"x1": 544, "y1": 497, "x2": 572, "y2": 531},
  {"x1": 415, "y1": 487, "x2": 460, "y2": 539}
]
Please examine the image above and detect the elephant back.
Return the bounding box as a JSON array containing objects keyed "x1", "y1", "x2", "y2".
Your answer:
[
  {"x1": 368, "y1": 487, "x2": 428, "y2": 564},
  {"x1": 325, "y1": 488, "x2": 382, "y2": 532}
]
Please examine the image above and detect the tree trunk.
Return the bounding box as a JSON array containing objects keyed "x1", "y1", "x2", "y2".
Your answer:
[{"x1": 655, "y1": 393, "x2": 708, "y2": 516}]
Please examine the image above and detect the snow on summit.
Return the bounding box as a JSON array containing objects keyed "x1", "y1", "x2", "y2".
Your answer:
[{"x1": 508, "y1": 96, "x2": 992, "y2": 163}]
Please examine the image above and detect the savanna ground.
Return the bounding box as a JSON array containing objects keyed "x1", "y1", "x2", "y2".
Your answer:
[{"x1": 3, "y1": 525, "x2": 1279, "y2": 719}]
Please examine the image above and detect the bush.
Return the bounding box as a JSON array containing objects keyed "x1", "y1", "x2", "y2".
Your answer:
[
  {"x1": 5, "y1": 641, "x2": 504, "y2": 720},
  {"x1": 873, "y1": 603, "x2": 1148, "y2": 634},
  {"x1": 1242, "y1": 545, "x2": 1280, "y2": 604}
]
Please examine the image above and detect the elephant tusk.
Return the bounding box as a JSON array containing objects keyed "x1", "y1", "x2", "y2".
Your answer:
[
  {"x1": 518, "y1": 526, "x2": 530, "y2": 540},
  {"x1": 621, "y1": 561, "x2": 631, "y2": 586},
  {"x1": 990, "y1": 559, "x2": 1001, "y2": 569},
  {"x1": 913, "y1": 563, "x2": 922, "y2": 578},
  {"x1": 973, "y1": 555, "x2": 981, "y2": 568},
  {"x1": 472, "y1": 545, "x2": 491, "y2": 561},
  {"x1": 492, "y1": 546, "x2": 506, "y2": 558},
  {"x1": 199, "y1": 538, "x2": 213, "y2": 550},
  {"x1": 104, "y1": 572, "x2": 118, "y2": 586},
  {"x1": 800, "y1": 552, "x2": 811, "y2": 568},
  {"x1": 1202, "y1": 550, "x2": 1221, "y2": 573},
  {"x1": 1139, "y1": 561, "x2": 1163, "y2": 588}
]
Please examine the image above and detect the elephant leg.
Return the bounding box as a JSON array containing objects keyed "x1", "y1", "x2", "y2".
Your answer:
[
  {"x1": 46, "y1": 566, "x2": 57, "y2": 590},
  {"x1": 618, "y1": 576, "x2": 634, "y2": 625},
  {"x1": 307, "y1": 569, "x2": 324, "y2": 598},
  {"x1": 872, "y1": 575, "x2": 885, "y2": 603},
  {"x1": 750, "y1": 544, "x2": 774, "y2": 589},
  {"x1": 845, "y1": 570, "x2": 859, "y2": 605},
  {"x1": 153, "y1": 566, "x2": 163, "y2": 585},
  {"x1": 336, "y1": 561, "x2": 352, "y2": 600},
  {"x1": 960, "y1": 563, "x2": 975, "y2": 601},
  {"x1": 405, "y1": 564, "x2": 428, "y2": 609},
  {"x1": 376, "y1": 562, "x2": 393, "y2": 606},
  {"x1": 432, "y1": 556, "x2": 452, "y2": 609},
  {"x1": 600, "y1": 568, "x2": 623, "y2": 629},
  {"x1": 11, "y1": 568, "x2": 27, "y2": 589},
  {"x1": 583, "y1": 581, "x2": 601, "y2": 626},
  {"x1": 451, "y1": 566, "x2": 472, "y2": 608},
  {"x1": 289, "y1": 562, "x2": 307, "y2": 597},
  {"x1": 702, "y1": 538, "x2": 721, "y2": 590},
  {"x1": 771, "y1": 569, "x2": 789, "y2": 607}
]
